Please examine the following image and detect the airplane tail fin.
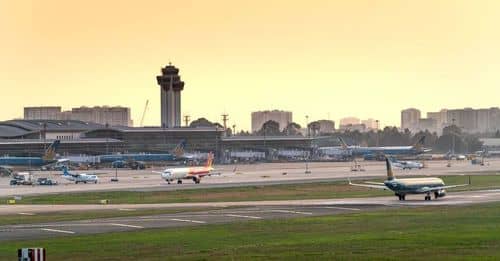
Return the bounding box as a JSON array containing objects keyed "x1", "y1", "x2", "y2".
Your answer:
[
  {"x1": 42, "y1": 140, "x2": 60, "y2": 161},
  {"x1": 385, "y1": 157, "x2": 395, "y2": 180},
  {"x1": 338, "y1": 137, "x2": 348, "y2": 150},
  {"x1": 205, "y1": 152, "x2": 214, "y2": 168},
  {"x1": 173, "y1": 140, "x2": 187, "y2": 158},
  {"x1": 412, "y1": 136, "x2": 426, "y2": 152}
]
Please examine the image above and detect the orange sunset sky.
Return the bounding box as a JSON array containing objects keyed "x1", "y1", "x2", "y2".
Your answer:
[{"x1": 1, "y1": 0, "x2": 499, "y2": 131}]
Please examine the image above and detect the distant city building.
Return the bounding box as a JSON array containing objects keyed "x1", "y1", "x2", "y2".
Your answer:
[
  {"x1": 251, "y1": 110, "x2": 292, "y2": 132},
  {"x1": 361, "y1": 118, "x2": 379, "y2": 130},
  {"x1": 70, "y1": 106, "x2": 133, "y2": 127},
  {"x1": 316, "y1": 120, "x2": 335, "y2": 134},
  {"x1": 339, "y1": 123, "x2": 366, "y2": 132},
  {"x1": 416, "y1": 118, "x2": 437, "y2": 133},
  {"x1": 416, "y1": 107, "x2": 500, "y2": 134},
  {"x1": 23, "y1": 106, "x2": 133, "y2": 127},
  {"x1": 427, "y1": 109, "x2": 448, "y2": 134},
  {"x1": 401, "y1": 108, "x2": 421, "y2": 132},
  {"x1": 24, "y1": 107, "x2": 62, "y2": 120},
  {"x1": 156, "y1": 63, "x2": 184, "y2": 128},
  {"x1": 339, "y1": 117, "x2": 360, "y2": 126}
]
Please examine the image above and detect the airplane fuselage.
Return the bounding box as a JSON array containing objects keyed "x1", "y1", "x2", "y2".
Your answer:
[
  {"x1": 384, "y1": 178, "x2": 445, "y2": 195},
  {"x1": 0, "y1": 157, "x2": 55, "y2": 167},
  {"x1": 161, "y1": 166, "x2": 213, "y2": 180}
]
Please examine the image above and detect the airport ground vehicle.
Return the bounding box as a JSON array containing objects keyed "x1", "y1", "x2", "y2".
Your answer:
[
  {"x1": 112, "y1": 160, "x2": 146, "y2": 170},
  {"x1": 36, "y1": 177, "x2": 58, "y2": 185},
  {"x1": 9, "y1": 172, "x2": 33, "y2": 185}
]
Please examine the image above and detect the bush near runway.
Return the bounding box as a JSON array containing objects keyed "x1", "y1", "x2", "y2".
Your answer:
[
  {"x1": 1, "y1": 202, "x2": 499, "y2": 260},
  {"x1": 2, "y1": 174, "x2": 499, "y2": 205}
]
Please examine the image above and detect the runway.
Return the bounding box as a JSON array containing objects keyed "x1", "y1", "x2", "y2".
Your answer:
[
  {"x1": 1, "y1": 189, "x2": 499, "y2": 241},
  {"x1": 1, "y1": 159, "x2": 499, "y2": 197}
]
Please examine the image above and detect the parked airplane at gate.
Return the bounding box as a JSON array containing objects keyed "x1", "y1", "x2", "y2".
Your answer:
[
  {"x1": 339, "y1": 136, "x2": 431, "y2": 160},
  {"x1": 155, "y1": 153, "x2": 215, "y2": 184},
  {"x1": 61, "y1": 166, "x2": 99, "y2": 184},
  {"x1": 389, "y1": 157, "x2": 423, "y2": 170},
  {"x1": 348, "y1": 157, "x2": 469, "y2": 201},
  {"x1": 0, "y1": 140, "x2": 61, "y2": 171}
]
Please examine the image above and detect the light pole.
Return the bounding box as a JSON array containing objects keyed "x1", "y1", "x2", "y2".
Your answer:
[
  {"x1": 375, "y1": 120, "x2": 380, "y2": 147},
  {"x1": 305, "y1": 115, "x2": 310, "y2": 137},
  {"x1": 451, "y1": 118, "x2": 456, "y2": 155},
  {"x1": 305, "y1": 115, "x2": 311, "y2": 174}
]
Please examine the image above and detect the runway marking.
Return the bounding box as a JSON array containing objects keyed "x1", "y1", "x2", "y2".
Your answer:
[
  {"x1": 321, "y1": 206, "x2": 361, "y2": 211},
  {"x1": 271, "y1": 210, "x2": 313, "y2": 215},
  {"x1": 118, "y1": 208, "x2": 136, "y2": 211},
  {"x1": 109, "y1": 223, "x2": 144, "y2": 229},
  {"x1": 170, "y1": 218, "x2": 206, "y2": 224},
  {"x1": 226, "y1": 214, "x2": 262, "y2": 219},
  {"x1": 40, "y1": 228, "x2": 75, "y2": 234},
  {"x1": 18, "y1": 212, "x2": 35, "y2": 216}
]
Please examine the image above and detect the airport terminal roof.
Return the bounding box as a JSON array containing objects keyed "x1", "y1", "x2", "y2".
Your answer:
[
  {"x1": 0, "y1": 138, "x2": 123, "y2": 145},
  {"x1": 222, "y1": 136, "x2": 315, "y2": 141},
  {"x1": 0, "y1": 120, "x2": 104, "y2": 132},
  {"x1": 87, "y1": 126, "x2": 223, "y2": 133},
  {"x1": 0, "y1": 124, "x2": 34, "y2": 138}
]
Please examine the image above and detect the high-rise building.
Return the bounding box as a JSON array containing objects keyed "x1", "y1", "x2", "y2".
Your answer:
[
  {"x1": 71, "y1": 106, "x2": 133, "y2": 126},
  {"x1": 316, "y1": 120, "x2": 335, "y2": 133},
  {"x1": 422, "y1": 107, "x2": 500, "y2": 133},
  {"x1": 401, "y1": 108, "x2": 421, "y2": 132},
  {"x1": 361, "y1": 118, "x2": 379, "y2": 130},
  {"x1": 24, "y1": 106, "x2": 62, "y2": 120},
  {"x1": 156, "y1": 64, "x2": 184, "y2": 128},
  {"x1": 339, "y1": 117, "x2": 360, "y2": 126},
  {"x1": 23, "y1": 106, "x2": 133, "y2": 126},
  {"x1": 251, "y1": 110, "x2": 292, "y2": 132},
  {"x1": 417, "y1": 118, "x2": 437, "y2": 133}
]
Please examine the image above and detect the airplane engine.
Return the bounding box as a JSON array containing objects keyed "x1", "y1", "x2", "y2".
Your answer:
[{"x1": 434, "y1": 190, "x2": 446, "y2": 198}]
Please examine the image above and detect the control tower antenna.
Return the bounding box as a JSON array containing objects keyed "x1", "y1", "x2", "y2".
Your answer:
[{"x1": 183, "y1": 115, "x2": 191, "y2": 127}]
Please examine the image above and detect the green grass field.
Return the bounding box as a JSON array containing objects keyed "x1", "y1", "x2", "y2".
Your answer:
[
  {"x1": 3, "y1": 174, "x2": 498, "y2": 205},
  {"x1": 1, "y1": 202, "x2": 499, "y2": 260}
]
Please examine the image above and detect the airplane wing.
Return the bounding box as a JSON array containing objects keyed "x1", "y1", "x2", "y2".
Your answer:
[
  {"x1": 418, "y1": 184, "x2": 469, "y2": 193},
  {"x1": 348, "y1": 178, "x2": 388, "y2": 190},
  {"x1": 364, "y1": 181, "x2": 385, "y2": 185}
]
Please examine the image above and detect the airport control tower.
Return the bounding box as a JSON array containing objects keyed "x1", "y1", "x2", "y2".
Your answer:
[{"x1": 156, "y1": 63, "x2": 185, "y2": 128}]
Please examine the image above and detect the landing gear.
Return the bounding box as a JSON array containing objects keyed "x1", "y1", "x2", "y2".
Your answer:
[
  {"x1": 425, "y1": 193, "x2": 432, "y2": 201},
  {"x1": 177, "y1": 180, "x2": 182, "y2": 184},
  {"x1": 166, "y1": 180, "x2": 171, "y2": 184},
  {"x1": 434, "y1": 192, "x2": 439, "y2": 199},
  {"x1": 193, "y1": 177, "x2": 200, "y2": 184},
  {"x1": 397, "y1": 194, "x2": 406, "y2": 201}
]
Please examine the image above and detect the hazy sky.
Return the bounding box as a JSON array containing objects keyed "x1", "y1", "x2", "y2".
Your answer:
[{"x1": 1, "y1": 0, "x2": 499, "y2": 131}]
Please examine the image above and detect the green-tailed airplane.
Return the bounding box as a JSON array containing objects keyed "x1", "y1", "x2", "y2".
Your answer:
[{"x1": 349, "y1": 157, "x2": 469, "y2": 201}]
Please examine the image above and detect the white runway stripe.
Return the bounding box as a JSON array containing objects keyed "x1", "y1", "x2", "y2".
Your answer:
[
  {"x1": 170, "y1": 218, "x2": 206, "y2": 224},
  {"x1": 40, "y1": 228, "x2": 75, "y2": 234},
  {"x1": 271, "y1": 210, "x2": 313, "y2": 215},
  {"x1": 226, "y1": 214, "x2": 262, "y2": 219},
  {"x1": 18, "y1": 212, "x2": 36, "y2": 216},
  {"x1": 109, "y1": 223, "x2": 144, "y2": 229},
  {"x1": 321, "y1": 206, "x2": 361, "y2": 211}
]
